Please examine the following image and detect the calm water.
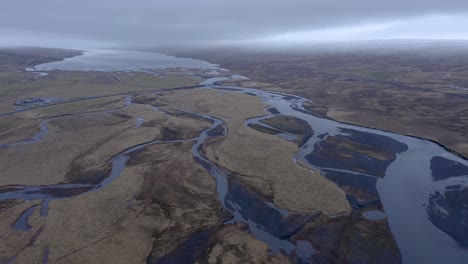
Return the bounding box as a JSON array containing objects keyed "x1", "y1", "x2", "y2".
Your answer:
[{"x1": 31, "y1": 49, "x2": 218, "y2": 72}]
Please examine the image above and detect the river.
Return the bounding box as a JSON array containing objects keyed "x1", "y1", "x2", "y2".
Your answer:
[{"x1": 201, "y1": 75, "x2": 468, "y2": 263}]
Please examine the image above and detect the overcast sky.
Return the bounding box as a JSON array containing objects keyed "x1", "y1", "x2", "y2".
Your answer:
[{"x1": 1, "y1": 0, "x2": 468, "y2": 49}]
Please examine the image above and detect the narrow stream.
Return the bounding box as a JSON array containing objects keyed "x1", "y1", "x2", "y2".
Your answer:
[{"x1": 0, "y1": 95, "x2": 133, "y2": 149}]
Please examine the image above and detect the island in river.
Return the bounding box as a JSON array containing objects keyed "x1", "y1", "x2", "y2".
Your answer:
[{"x1": 0, "y1": 46, "x2": 467, "y2": 264}]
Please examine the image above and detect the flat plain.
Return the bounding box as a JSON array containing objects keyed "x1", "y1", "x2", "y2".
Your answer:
[
  {"x1": 1, "y1": 46, "x2": 467, "y2": 264},
  {"x1": 183, "y1": 46, "x2": 468, "y2": 158}
]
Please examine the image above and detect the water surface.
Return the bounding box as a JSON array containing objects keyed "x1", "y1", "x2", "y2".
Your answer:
[{"x1": 32, "y1": 49, "x2": 218, "y2": 72}]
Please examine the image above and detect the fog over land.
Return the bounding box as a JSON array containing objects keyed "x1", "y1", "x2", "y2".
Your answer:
[{"x1": 1, "y1": 0, "x2": 468, "y2": 49}]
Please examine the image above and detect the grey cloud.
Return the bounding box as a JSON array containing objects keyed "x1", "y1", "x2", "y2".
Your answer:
[{"x1": 1, "y1": 0, "x2": 468, "y2": 48}]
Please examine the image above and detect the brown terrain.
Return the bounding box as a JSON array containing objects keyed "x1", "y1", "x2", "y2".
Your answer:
[
  {"x1": 181, "y1": 45, "x2": 468, "y2": 158},
  {"x1": 0, "y1": 47, "x2": 415, "y2": 263},
  {"x1": 0, "y1": 48, "x2": 292, "y2": 263}
]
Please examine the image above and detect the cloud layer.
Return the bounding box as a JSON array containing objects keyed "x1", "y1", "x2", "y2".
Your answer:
[{"x1": 1, "y1": 0, "x2": 468, "y2": 48}]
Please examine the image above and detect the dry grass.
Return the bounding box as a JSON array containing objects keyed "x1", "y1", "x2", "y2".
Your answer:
[
  {"x1": 31, "y1": 96, "x2": 125, "y2": 117},
  {"x1": 0, "y1": 113, "x2": 131, "y2": 186},
  {"x1": 118, "y1": 72, "x2": 199, "y2": 88},
  {"x1": 207, "y1": 225, "x2": 290, "y2": 264},
  {"x1": 0, "y1": 95, "x2": 211, "y2": 186},
  {"x1": 164, "y1": 89, "x2": 350, "y2": 214},
  {"x1": 0, "y1": 140, "x2": 224, "y2": 263},
  {"x1": 0, "y1": 113, "x2": 40, "y2": 145},
  {"x1": 0, "y1": 51, "x2": 248, "y2": 263},
  {"x1": 185, "y1": 49, "x2": 468, "y2": 158},
  {"x1": 0, "y1": 70, "x2": 199, "y2": 113},
  {"x1": 261, "y1": 115, "x2": 309, "y2": 135}
]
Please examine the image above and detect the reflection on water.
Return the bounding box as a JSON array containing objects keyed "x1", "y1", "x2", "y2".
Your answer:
[{"x1": 32, "y1": 49, "x2": 219, "y2": 72}]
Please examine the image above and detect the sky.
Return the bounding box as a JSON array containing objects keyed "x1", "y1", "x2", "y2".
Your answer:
[{"x1": 1, "y1": 0, "x2": 468, "y2": 49}]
